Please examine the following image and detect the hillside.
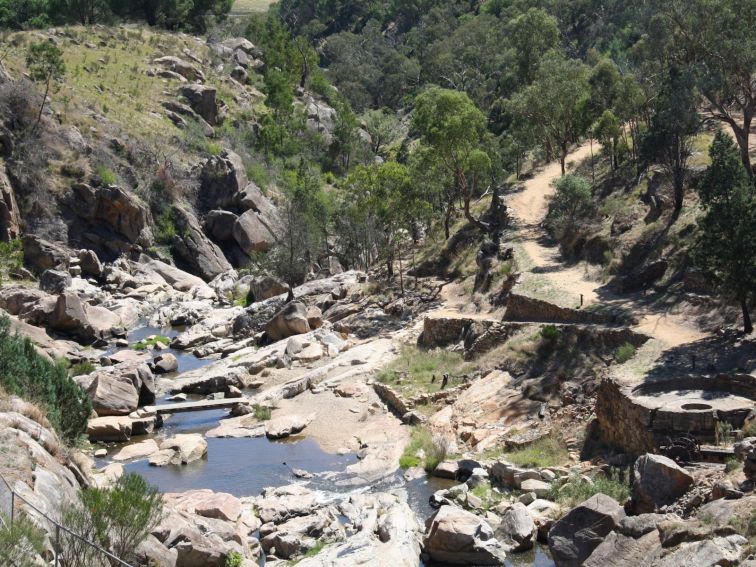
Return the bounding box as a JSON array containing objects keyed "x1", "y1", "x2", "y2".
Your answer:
[{"x1": 0, "y1": 1, "x2": 755, "y2": 566}]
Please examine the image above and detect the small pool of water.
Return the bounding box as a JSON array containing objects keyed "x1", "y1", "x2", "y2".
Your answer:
[
  {"x1": 107, "y1": 324, "x2": 215, "y2": 374},
  {"x1": 124, "y1": 436, "x2": 356, "y2": 497}
]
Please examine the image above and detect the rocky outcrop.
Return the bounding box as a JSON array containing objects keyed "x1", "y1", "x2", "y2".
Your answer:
[
  {"x1": 142, "y1": 259, "x2": 209, "y2": 292},
  {"x1": 232, "y1": 209, "x2": 277, "y2": 254},
  {"x1": 65, "y1": 184, "x2": 153, "y2": 259},
  {"x1": 0, "y1": 163, "x2": 20, "y2": 241},
  {"x1": 548, "y1": 493, "x2": 626, "y2": 566},
  {"x1": 632, "y1": 454, "x2": 693, "y2": 513},
  {"x1": 171, "y1": 206, "x2": 232, "y2": 281},
  {"x1": 22, "y1": 235, "x2": 68, "y2": 274},
  {"x1": 39, "y1": 269, "x2": 72, "y2": 294},
  {"x1": 180, "y1": 84, "x2": 225, "y2": 126},
  {"x1": 423, "y1": 506, "x2": 508, "y2": 565},
  {"x1": 153, "y1": 56, "x2": 206, "y2": 82},
  {"x1": 265, "y1": 302, "x2": 311, "y2": 341}
]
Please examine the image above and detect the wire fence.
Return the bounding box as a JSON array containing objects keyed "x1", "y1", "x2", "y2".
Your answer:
[{"x1": 0, "y1": 472, "x2": 135, "y2": 567}]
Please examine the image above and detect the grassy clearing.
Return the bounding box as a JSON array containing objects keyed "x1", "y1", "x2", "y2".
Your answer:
[
  {"x1": 132, "y1": 335, "x2": 170, "y2": 351},
  {"x1": 504, "y1": 437, "x2": 570, "y2": 469},
  {"x1": 377, "y1": 345, "x2": 473, "y2": 399},
  {"x1": 548, "y1": 473, "x2": 631, "y2": 508},
  {"x1": 399, "y1": 426, "x2": 447, "y2": 472},
  {"x1": 70, "y1": 361, "x2": 96, "y2": 377}
]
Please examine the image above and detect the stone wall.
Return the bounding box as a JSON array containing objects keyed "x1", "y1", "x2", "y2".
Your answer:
[
  {"x1": 595, "y1": 379, "x2": 656, "y2": 456},
  {"x1": 503, "y1": 293, "x2": 619, "y2": 325}
]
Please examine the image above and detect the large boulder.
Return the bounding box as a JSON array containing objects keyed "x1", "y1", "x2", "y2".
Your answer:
[
  {"x1": 49, "y1": 293, "x2": 93, "y2": 340},
  {"x1": 423, "y1": 506, "x2": 508, "y2": 565},
  {"x1": 39, "y1": 269, "x2": 71, "y2": 294},
  {"x1": 153, "y1": 56, "x2": 205, "y2": 82},
  {"x1": 0, "y1": 163, "x2": 20, "y2": 242},
  {"x1": 171, "y1": 207, "x2": 232, "y2": 281},
  {"x1": 87, "y1": 416, "x2": 133, "y2": 442},
  {"x1": 632, "y1": 454, "x2": 694, "y2": 513},
  {"x1": 548, "y1": 493, "x2": 626, "y2": 566},
  {"x1": 78, "y1": 249, "x2": 103, "y2": 277},
  {"x1": 81, "y1": 363, "x2": 154, "y2": 416},
  {"x1": 265, "y1": 302, "x2": 310, "y2": 341},
  {"x1": 265, "y1": 413, "x2": 314, "y2": 439},
  {"x1": 180, "y1": 84, "x2": 225, "y2": 126},
  {"x1": 232, "y1": 210, "x2": 277, "y2": 254},
  {"x1": 204, "y1": 210, "x2": 238, "y2": 242},
  {"x1": 142, "y1": 259, "x2": 208, "y2": 292},
  {"x1": 22, "y1": 235, "x2": 67, "y2": 274},
  {"x1": 496, "y1": 503, "x2": 537, "y2": 552},
  {"x1": 150, "y1": 434, "x2": 208, "y2": 466},
  {"x1": 199, "y1": 150, "x2": 247, "y2": 211},
  {"x1": 248, "y1": 275, "x2": 288, "y2": 302}
]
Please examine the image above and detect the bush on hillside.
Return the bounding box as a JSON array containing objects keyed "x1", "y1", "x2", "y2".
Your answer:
[
  {"x1": 59, "y1": 473, "x2": 164, "y2": 565},
  {"x1": 0, "y1": 316, "x2": 91, "y2": 442}
]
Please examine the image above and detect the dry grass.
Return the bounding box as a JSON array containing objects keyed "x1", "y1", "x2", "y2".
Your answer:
[
  {"x1": 377, "y1": 345, "x2": 473, "y2": 399},
  {"x1": 232, "y1": 0, "x2": 276, "y2": 13}
]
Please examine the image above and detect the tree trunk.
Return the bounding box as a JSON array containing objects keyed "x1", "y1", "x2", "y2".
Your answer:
[
  {"x1": 743, "y1": 299, "x2": 753, "y2": 334},
  {"x1": 733, "y1": 117, "x2": 753, "y2": 178},
  {"x1": 444, "y1": 201, "x2": 453, "y2": 240},
  {"x1": 34, "y1": 75, "x2": 51, "y2": 130},
  {"x1": 560, "y1": 140, "x2": 568, "y2": 175}
]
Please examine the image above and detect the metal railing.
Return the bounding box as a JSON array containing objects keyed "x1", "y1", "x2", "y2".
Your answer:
[{"x1": 0, "y1": 472, "x2": 135, "y2": 567}]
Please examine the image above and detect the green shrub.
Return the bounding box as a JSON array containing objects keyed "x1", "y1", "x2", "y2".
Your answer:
[
  {"x1": 154, "y1": 208, "x2": 177, "y2": 245},
  {"x1": 96, "y1": 165, "x2": 118, "y2": 186},
  {"x1": 399, "y1": 426, "x2": 447, "y2": 472},
  {"x1": 206, "y1": 141, "x2": 224, "y2": 156},
  {"x1": 725, "y1": 458, "x2": 741, "y2": 473},
  {"x1": 504, "y1": 436, "x2": 569, "y2": 468},
  {"x1": 70, "y1": 361, "x2": 96, "y2": 377},
  {"x1": 742, "y1": 419, "x2": 756, "y2": 438},
  {"x1": 0, "y1": 239, "x2": 23, "y2": 284},
  {"x1": 0, "y1": 512, "x2": 46, "y2": 567},
  {"x1": 545, "y1": 174, "x2": 593, "y2": 238},
  {"x1": 548, "y1": 473, "x2": 631, "y2": 508},
  {"x1": 59, "y1": 473, "x2": 163, "y2": 565},
  {"x1": 254, "y1": 404, "x2": 272, "y2": 421},
  {"x1": 225, "y1": 552, "x2": 243, "y2": 567},
  {"x1": 0, "y1": 316, "x2": 91, "y2": 443},
  {"x1": 540, "y1": 325, "x2": 562, "y2": 342},
  {"x1": 132, "y1": 335, "x2": 171, "y2": 351},
  {"x1": 615, "y1": 342, "x2": 637, "y2": 363}
]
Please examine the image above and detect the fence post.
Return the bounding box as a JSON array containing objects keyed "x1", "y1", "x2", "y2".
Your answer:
[{"x1": 55, "y1": 524, "x2": 60, "y2": 567}]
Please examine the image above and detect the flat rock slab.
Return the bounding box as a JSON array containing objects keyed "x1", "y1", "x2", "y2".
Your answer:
[
  {"x1": 112, "y1": 439, "x2": 160, "y2": 462},
  {"x1": 265, "y1": 413, "x2": 315, "y2": 439}
]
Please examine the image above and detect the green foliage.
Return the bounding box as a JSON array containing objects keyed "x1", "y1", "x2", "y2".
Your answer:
[
  {"x1": 155, "y1": 207, "x2": 178, "y2": 245},
  {"x1": 132, "y1": 335, "x2": 170, "y2": 351},
  {"x1": 377, "y1": 345, "x2": 470, "y2": 397},
  {"x1": 693, "y1": 132, "x2": 756, "y2": 333},
  {"x1": 399, "y1": 426, "x2": 447, "y2": 472},
  {"x1": 539, "y1": 324, "x2": 562, "y2": 343},
  {"x1": 96, "y1": 165, "x2": 117, "y2": 186},
  {"x1": 253, "y1": 404, "x2": 271, "y2": 420},
  {"x1": 0, "y1": 239, "x2": 23, "y2": 284},
  {"x1": 508, "y1": 7, "x2": 560, "y2": 84},
  {"x1": 615, "y1": 342, "x2": 637, "y2": 363},
  {"x1": 59, "y1": 473, "x2": 164, "y2": 565},
  {"x1": 504, "y1": 436, "x2": 569, "y2": 468},
  {"x1": 545, "y1": 174, "x2": 593, "y2": 238},
  {"x1": 0, "y1": 316, "x2": 91, "y2": 443},
  {"x1": 225, "y1": 551, "x2": 243, "y2": 567},
  {"x1": 70, "y1": 360, "x2": 96, "y2": 377},
  {"x1": 508, "y1": 53, "x2": 590, "y2": 174},
  {"x1": 0, "y1": 512, "x2": 47, "y2": 567},
  {"x1": 548, "y1": 473, "x2": 631, "y2": 508},
  {"x1": 25, "y1": 40, "x2": 65, "y2": 83},
  {"x1": 724, "y1": 458, "x2": 740, "y2": 474}
]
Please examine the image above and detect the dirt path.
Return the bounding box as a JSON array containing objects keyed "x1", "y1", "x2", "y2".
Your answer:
[{"x1": 507, "y1": 143, "x2": 705, "y2": 348}]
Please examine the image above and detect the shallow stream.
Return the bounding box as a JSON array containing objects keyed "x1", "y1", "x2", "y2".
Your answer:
[{"x1": 101, "y1": 324, "x2": 554, "y2": 566}]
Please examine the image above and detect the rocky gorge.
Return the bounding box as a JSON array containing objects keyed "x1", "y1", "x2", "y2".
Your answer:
[{"x1": 0, "y1": 7, "x2": 754, "y2": 567}]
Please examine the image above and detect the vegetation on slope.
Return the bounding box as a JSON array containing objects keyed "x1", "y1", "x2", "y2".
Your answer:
[{"x1": 0, "y1": 316, "x2": 91, "y2": 442}]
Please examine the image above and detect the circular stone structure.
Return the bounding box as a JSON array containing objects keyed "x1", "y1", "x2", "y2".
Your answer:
[{"x1": 596, "y1": 373, "x2": 756, "y2": 454}]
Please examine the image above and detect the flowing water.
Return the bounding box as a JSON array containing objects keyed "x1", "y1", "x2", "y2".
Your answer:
[{"x1": 104, "y1": 324, "x2": 554, "y2": 566}]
